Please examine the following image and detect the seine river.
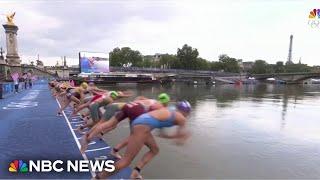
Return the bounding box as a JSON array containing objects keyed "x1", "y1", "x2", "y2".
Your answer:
[{"x1": 100, "y1": 83, "x2": 320, "y2": 179}]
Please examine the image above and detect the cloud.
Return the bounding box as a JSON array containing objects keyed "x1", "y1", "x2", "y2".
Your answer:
[{"x1": 0, "y1": 0, "x2": 319, "y2": 66}]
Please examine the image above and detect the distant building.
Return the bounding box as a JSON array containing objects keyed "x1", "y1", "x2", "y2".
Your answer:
[
  {"x1": 242, "y1": 61, "x2": 254, "y2": 72},
  {"x1": 0, "y1": 47, "x2": 5, "y2": 64},
  {"x1": 45, "y1": 57, "x2": 69, "y2": 78},
  {"x1": 35, "y1": 55, "x2": 44, "y2": 68},
  {"x1": 311, "y1": 66, "x2": 320, "y2": 72},
  {"x1": 36, "y1": 60, "x2": 44, "y2": 68}
]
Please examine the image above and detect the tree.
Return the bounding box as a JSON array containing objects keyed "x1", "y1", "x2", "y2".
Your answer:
[
  {"x1": 159, "y1": 54, "x2": 178, "y2": 69},
  {"x1": 285, "y1": 63, "x2": 311, "y2": 73},
  {"x1": 195, "y1": 58, "x2": 210, "y2": 70},
  {"x1": 218, "y1": 54, "x2": 240, "y2": 73},
  {"x1": 140, "y1": 57, "x2": 153, "y2": 68},
  {"x1": 109, "y1": 47, "x2": 143, "y2": 67},
  {"x1": 275, "y1": 61, "x2": 285, "y2": 73},
  {"x1": 250, "y1": 60, "x2": 269, "y2": 74},
  {"x1": 210, "y1": 61, "x2": 223, "y2": 71},
  {"x1": 177, "y1": 44, "x2": 199, "y2": 69}
]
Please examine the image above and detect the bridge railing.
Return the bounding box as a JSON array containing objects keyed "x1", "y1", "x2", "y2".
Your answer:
[
  {"x1": 251, "y1": 72, "x2": 320, "y2": 77},
  {"x1": 0, "y1": 73, "x2": 6, "y2": 82},
  {"x1": 0, "y1": 81, "x2": 26, "y2": 99},
  {"x1": 21, "y1": 65, "x2": 57, "y2": 77},
  {"x1": 109, "y1": 67, "x2": 239, "y2": 76}
]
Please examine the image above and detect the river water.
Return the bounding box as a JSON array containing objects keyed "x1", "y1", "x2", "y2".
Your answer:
[{"x1": 100, "y1": 83, "x2": 320, "y2": 179}]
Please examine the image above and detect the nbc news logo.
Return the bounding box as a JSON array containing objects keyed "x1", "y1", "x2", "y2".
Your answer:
[
  {"x1": 9, "y1": 160, "x2": 28, "y2": 173},
  {"x1": 8, "y1": 159, "x2": 115, "y2": 173}
]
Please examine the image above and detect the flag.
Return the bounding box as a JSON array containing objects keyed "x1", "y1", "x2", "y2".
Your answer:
[
  {"x1": 31, "y1": 75, "x2": 38, "y2": 81},
  {"x1": 11, "y1": 72, "x2": 19, "y2": 81},
  {"x1": 70, "y1": 80, "x2": 75, "y2": 87}
]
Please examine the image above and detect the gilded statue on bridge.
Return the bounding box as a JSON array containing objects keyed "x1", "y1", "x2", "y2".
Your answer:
[{"x1": 6, "y1": 12, "x2": 16, "y2": 25}]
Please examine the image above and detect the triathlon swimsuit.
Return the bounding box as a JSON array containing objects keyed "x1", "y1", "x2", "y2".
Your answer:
[
  {"x1": 66, "y1": 88, "x2": 81, "y2": 100},
  {"x1": 115, "y1": 102, "x2": 147, "y2": 123},
  {"x1": 91, "y1": 94, "x2": 103, "y2": 102},
  {"x1": 89, "y1": 95, "x2": 112, "y2": 122},
  {"x1": 131, "y1": 110, "x2": 176, "y2": 130},
  {"x1": 102, "y1": 103, "x2": 126, "y2": 121}
]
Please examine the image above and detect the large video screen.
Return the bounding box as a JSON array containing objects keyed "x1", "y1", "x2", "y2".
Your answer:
[{"x1": 79, "y1": 51, "x2": 109, "y2": 74}]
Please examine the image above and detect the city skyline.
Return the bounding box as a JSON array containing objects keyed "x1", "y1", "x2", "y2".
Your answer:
[{"x1": 0, "y1": 0, "x2": 319, "y2": 66}]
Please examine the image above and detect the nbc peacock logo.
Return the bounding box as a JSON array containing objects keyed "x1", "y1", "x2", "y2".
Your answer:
[
  {"x1": 308, "y1": 9, "x2": 320, "y2": 28},
  {"x1": 309, "y1": 9, "x2": 320, "y2": 19},
  {"x1": 9, "y1": 160, "x2": 28, "y2": 173}
]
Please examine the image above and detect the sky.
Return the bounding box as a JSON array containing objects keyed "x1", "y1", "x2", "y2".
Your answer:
[{"x1": 0, "y1": 0, "x2": 319, "y2": 66}]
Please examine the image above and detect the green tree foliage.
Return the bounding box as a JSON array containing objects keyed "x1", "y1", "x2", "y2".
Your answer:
[
  {"x1": 177, "y1": 44, "x2": 199, "y2": 69},
  {"x1": 218, "y1": 54, "x2": 240, "y2": 73},
  {"x1": 196, "y1": 58, "x2": 211, "y2": 70},
  {"x1": 109, "y1": 47, "x2": 143, "y2": 67},
  {"x1": 275, "y1": 61, "x2": 285, "y2": 73},
  {"x1": 249, "y1": 60, "x2": 311, "y2": 74},
  {"x1": 210, "y1": 61, "x2": 223, "y2": 71},
  {"x1": 140, "y1": 57, "x2": 154, "y2": 68},
  {"x1": 250, "y1": 60, "x2": 269, "y2": 74},
  {"x1": 108, "y1": 45, "x2": 314, "y2": 73},
  {"x1": 159, "y1": 54, "x2": 178, "y2": 69},
  {"x1": 284, "y1": 63, "x2": 311, "y2": 73}
]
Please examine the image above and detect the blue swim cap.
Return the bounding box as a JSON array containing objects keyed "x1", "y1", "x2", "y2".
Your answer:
[{"x1": 176, "y1": 100, "x2": 191, "y2": 113}]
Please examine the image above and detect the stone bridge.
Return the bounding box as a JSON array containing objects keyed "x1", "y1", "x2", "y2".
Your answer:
[
  {"x1": 1, "y1": 64, "x2": 57, "y2": 81},
  {"x1": 21, "y1": 65, "x2": 57, "y2": 78},
  {"x1": 109, "y1": 67, "x2": 240, "y2": 84},
  {"x1": 109, "y1": 67, "x2": 239, "y2": 77},
  {"x1": 252, "y1": 72, "x2": 320, "y2": 83}
]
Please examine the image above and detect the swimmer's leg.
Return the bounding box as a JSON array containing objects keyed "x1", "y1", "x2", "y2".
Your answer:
[{"x1": 131, "y1": 133, "x2": 159, "y2": 179}]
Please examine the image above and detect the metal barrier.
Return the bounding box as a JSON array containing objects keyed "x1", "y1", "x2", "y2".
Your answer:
[
  {"x1": 0, "y1": 82, "x2": 25, "y2": 99},
  {"x1": 0, "y1": 83, "x2": 2, "y2": 99}
]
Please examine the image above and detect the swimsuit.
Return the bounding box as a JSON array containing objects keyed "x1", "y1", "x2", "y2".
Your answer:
[
  {"x1": 102, "y1": 103, "x2": 125, "y2": 121},
  {"x1": 115, "y1": 102, "x2": 146, "y2": 123},
  {"x1": 66, "y1": 90, "x2": 81, "y2": 100},
  {"x1": 89, "y1": 95, "x2": 112, "y2": 122},
  {"x1": 131, "y1": 111, "x2": 176, "y2": 130}
]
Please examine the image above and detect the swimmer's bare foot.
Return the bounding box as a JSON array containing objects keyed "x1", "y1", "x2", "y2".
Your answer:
[
  {"x1": 111, "y1": 149, "x2": 122, "y2": 159},
  {"x1": 80, "y1": 135, "x2": 89, "y2": 154},
  {"x1": 130, "y1": 168, "x2": 143, "y2": 180}
]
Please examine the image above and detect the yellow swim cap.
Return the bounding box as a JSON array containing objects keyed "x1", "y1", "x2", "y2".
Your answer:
[{"x1": 81, "y1": 82, "x2": 88, "y2": 89}]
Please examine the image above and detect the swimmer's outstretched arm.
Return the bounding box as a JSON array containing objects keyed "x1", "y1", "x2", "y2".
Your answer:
[
  {"x1": 134, "y1": 96, "x2": 148, "y2": 100},
  {"x1": 158, "y1": 123, "x2": 189, "y2": 139},
  {"x1": 118, "y1": 90, "x2": 134, "y2": 98},
  {"x1": 93, "y1": 87, "x2": 108, "y2": 93},
  {"x1": 158, "y1": 126, "x2": 190, "y2": 146}
]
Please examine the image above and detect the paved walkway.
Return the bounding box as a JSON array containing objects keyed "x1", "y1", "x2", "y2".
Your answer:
[{"x1": 0, "y1": 83, "x2": 130, "y2": 179}]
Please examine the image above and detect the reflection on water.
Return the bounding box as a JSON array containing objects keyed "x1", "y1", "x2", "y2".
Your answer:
[{"x1": 100, "y1": 83, "x2": 320, "y2": 179}]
